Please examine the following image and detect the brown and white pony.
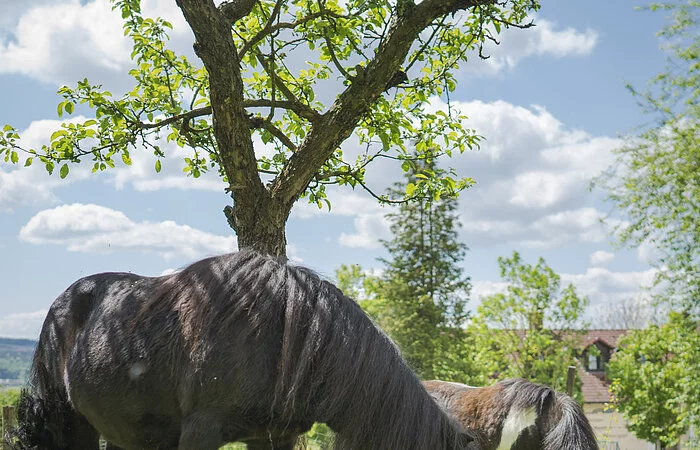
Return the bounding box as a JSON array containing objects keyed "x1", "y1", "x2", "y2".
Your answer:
[{"x1": 424, "y1": 378, "x2": 599, "y2": 450}]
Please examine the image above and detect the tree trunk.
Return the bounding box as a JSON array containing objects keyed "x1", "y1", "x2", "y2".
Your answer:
[{"x1": 224, "y1": 194, "x2": 291, "y2": 258}]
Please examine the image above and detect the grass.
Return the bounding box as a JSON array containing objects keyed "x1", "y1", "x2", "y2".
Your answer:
[{"x1": 219, "y1": 424, "x2": 334, "y2": 449}]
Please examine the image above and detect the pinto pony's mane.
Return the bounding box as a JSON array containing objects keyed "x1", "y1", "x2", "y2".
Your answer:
[
  {"x1": 10, "y1": 250, "x2": 473, "y2": 450},
  {"x1": 499, "y1": 379, "x2": 597, "y2": 450}
]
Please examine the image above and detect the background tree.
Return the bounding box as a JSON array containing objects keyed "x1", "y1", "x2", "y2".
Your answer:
[
  {"x1": 468, "y1": 251, "x2": 588, "y2": 398},
  {"x1": 0, "y1": 0, "x2": 539, "y2": 257},
  {"x1": 595, "y1": 1, "x2": 699, "y2": 309},
  {"x1": 336, "y1": 157, "x2": 472, "y2": 380},
  {"x1": 607, "y1": 312, "x2": 700, "y2": 449}
]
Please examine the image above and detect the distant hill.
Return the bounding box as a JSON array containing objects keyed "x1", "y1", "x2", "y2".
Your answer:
[{"x1": 0, "y1": 337, "x2": 36, "y2": 386}]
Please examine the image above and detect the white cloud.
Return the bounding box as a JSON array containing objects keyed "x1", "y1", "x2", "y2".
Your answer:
[
  {"x1": 338, "y1": 213, "x2": 392, "y2": 249},
  {"x1": 291, "y1": 98, "x2": 623, "y2": 251},
  {"x1": 0, "y1": 0, "x2": 131, "y2": 86},
  {"x1": 469, "y1": 18, "x2": 598, "y2": 75},
  {"x1": 468, "y1": 265, "x2": 658, "y2": 324},
  {"x1": 562, "y1": 266, "x2": 658, "y2": 308},
  {"x1": 0, "y1": 166, "x2": 57, "y2": 211},
  {"x1": 19, "y1": 203, "x2": 238, "y2": 259},
  {"x1": 0, "y1": 0, "x2": 193, "y2": 89},
  {"x1": 509, "y1": 171, "x2": 582, "y2": 209},
  {"x1": 0, "y1": 118, "x2": 96, "y2": 211},
  {"x1": 293, "y1": 191, "x2": 393, "y2": 249},
  {"x1": 0, "y1": 309, "x2": 47, "y2": 340},
  {"x1": 471, "y1": 280, "x2": 507, "y2": 302},
  {"x1": 436, "y1": 99, "x2": 622, "y2": 249},
  {"x1": 589, "y1": 250, "x2": 615, "y2": 267}
]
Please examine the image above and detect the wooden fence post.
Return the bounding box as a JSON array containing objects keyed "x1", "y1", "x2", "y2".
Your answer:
[
  {"x1": 2, "y1": 405, "x2": 16, "y2": 450},
  {"x1": 566, "y1": 365, "x2": 576, "y2": 396}
]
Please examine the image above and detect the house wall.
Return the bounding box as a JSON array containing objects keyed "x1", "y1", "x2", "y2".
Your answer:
[{"x1": 585, "y1": 403, "x2": 653, "y2": 450}]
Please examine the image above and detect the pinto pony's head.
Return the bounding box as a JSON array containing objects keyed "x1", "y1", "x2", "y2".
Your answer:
[{"x1": 424, "y1": 378, "x2": 599, "y2": 450}]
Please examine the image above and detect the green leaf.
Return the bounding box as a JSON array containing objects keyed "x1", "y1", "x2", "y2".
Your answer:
[
  {"x1": 24, "y1": 157, "x2": 33, "y2": 167},
  {"x1": 155, "y1": 159, "x2": 162, "y2": 173},
  {"x1": 10, "y1": 151, "x2": 18, "y2": 164},
  {"x1": 50, "y1": 130, "x2": 67, "y2": 141},
  {"x1": 65, "y1": 102, "x2": 74, "y2": 115},
  {"x1": 121, "y1": 153, "x2": 132, "y2": 165},
  {"x1": 405, "y1": 182, "x2": 417, "y2": 196},
  {"x1": 59, "y1": 163, "x2": 69, "y2": 179}
]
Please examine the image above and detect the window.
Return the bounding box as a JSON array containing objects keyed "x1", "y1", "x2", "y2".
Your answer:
[{"x1": 588, "y1": 353, "x2": 599, "y2": 371}]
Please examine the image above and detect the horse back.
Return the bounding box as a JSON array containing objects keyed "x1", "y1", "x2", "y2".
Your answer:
[{"x1": 35, "y1": 272, "x2": 150, "y2": 379}]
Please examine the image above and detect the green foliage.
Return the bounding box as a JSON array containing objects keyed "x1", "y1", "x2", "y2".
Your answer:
[
  {"x1": 344, "y1": 158, "x2": 473, "y2": 380},
  {"x1": 0, "y1": 389, "x2": 20, "y2": 407},
  {"x1": 0, "y1": 0, "x2": 539, "y2": 218},
  {"x1": 607, "y1": 312, "x2": 700, "y2": 447},
  {"x1": 469, "y1": 251, "x2": 588, "y2": 399},
  {"x1": 596, "y1": 1, "x2": 700, "y2": 309},
  {"x1": 218, "y1": 423, "x2": 333, "y2": 449}
]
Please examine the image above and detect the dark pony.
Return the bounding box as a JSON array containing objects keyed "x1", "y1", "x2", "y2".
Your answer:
[
  {"x1": 7, "y1": 250, "x2": 476, "y2": 450},
  {"x1": 424, "y1": 379, "x2": 599, "y2": 450}
]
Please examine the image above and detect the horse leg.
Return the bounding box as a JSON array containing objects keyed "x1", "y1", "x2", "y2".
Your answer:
[
  {"x1": 67, "y1": 413, "x2": 101, "y2": 449},
  {"x1": 177, "y1": 413, "x2": 224, "y2": 450}
]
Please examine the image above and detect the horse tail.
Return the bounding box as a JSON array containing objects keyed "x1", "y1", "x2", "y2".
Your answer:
[
  {"x1": 6, "y1": 371, "x2": 73, "y2": 450},
  {"x1": 7, "y1": 283, "x2": 96, "y2": 450},
  {"x1": 6, "y1": 334, "x2": 73, "y2": 449},
  {"x1": 542, "y1": 392, "x2": 599, "y2": 450}
]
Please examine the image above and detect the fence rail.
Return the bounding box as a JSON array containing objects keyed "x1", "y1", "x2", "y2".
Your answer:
[{"x1": 1, "y1": 405, "x2": 16, "y2": 450}]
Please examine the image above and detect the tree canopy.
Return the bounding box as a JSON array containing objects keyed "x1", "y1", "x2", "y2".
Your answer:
[
  {"x1": 607, "y1": 312, "x2": 700, "y2": 448},
  {"x1": 468, "y1": 251, "x2": 588, "y2": 398},
  {"x1": 375, "y1": 157, "x2": 472, "y2": 379},
  {"x1": 336, "y1": 156, "x2": 472, "y2": 380},
  {"x1": 0, "y1": 0, "x2": 540, "y2": 256}
]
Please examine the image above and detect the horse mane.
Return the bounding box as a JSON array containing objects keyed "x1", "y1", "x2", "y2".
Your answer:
[
  {"x1": 499, "y1": 378, "x2": 555, "y2": 416},
  {"x1": 148, "y1": 250, "x2": 472, "y2": 449},
  {"x1": 500, "y1": 379, "x2": 598, "y2": 450},
  {"x1": 543, "y1": 392, "x2": 598, "y2": 450}
]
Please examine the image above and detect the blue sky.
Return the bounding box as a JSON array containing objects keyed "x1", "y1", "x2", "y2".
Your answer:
[{"x1": 0, "y1": 0, "x2": 669, "y2": 338}]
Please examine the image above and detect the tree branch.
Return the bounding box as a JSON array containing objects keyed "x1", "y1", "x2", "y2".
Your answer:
[
  {"x1": 269, "y1": 0, "x2": 494, "y2": 207},
  {"x1": 137, "y1": 107, "x2": 212, "y2": 129},
  {"x1": 219, "y1": 0, "x2": 257, "y2": 25},
  {"x1": 239, "y1": 9, "x2": 355, "y2": 58},
  {"x1": 257, "y1": 119, "x2": 298, "y2": 152},
  {"x1": 323, "y1": 34, "x2": 352, "y2": 80},
  {"x1": 176, "y1": 0, "x2": 268, "y2": 224},
  {"x1": 244, "y1": 99, "x2": 321, "y2": 124},
  {"x1": 255, "y1": 53, "x2": 321, "y2": 125}
]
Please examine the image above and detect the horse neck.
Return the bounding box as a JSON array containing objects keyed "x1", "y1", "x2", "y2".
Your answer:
[
  {"x1": 269, "y1": 269, "x2": 467, "y2": 450},
  {"x1": 320, "y1": 334, "x2": 465, "y2": 450}
]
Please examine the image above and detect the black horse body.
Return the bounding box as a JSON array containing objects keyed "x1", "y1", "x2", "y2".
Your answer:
[{"x1": 11, "y1": 250, "x2": 476, "y2": 450}]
